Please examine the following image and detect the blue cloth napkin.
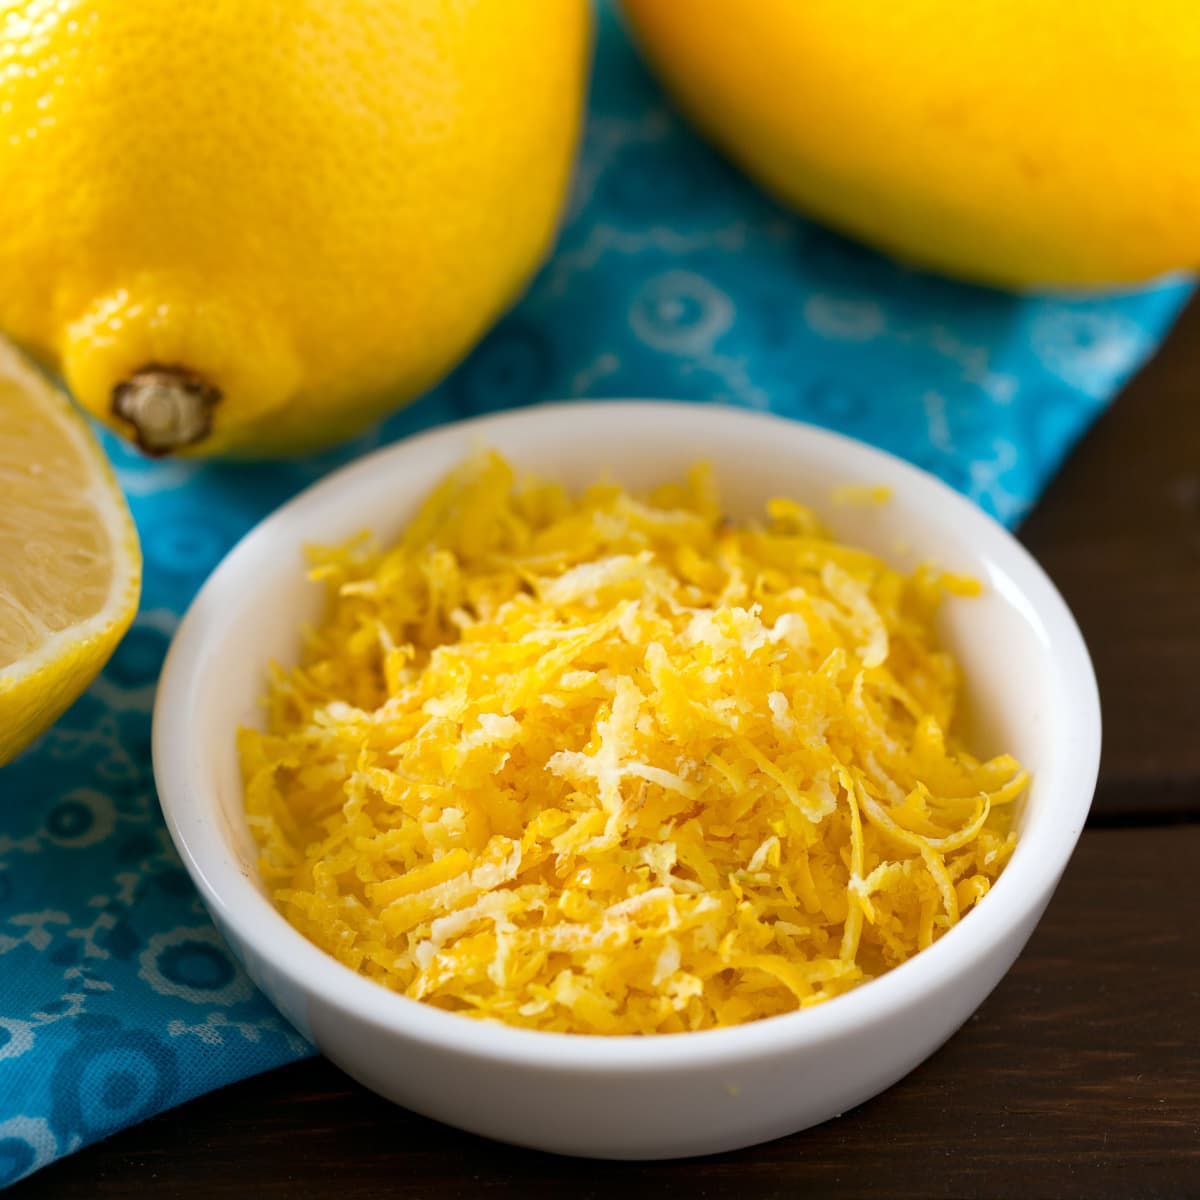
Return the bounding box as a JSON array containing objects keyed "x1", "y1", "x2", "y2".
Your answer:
[{"x1": 0, "y1": 5, "x2": 1192, "y2": 1187}]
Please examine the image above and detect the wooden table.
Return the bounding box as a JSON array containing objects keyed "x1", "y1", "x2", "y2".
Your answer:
[{"x1": 19, "y1": 304, "x2": 1200, "y2": 1199}]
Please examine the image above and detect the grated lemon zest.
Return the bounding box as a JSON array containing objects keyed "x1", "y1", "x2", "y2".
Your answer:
[{"x1": 240, "y1": 451, "x2": 1025, "y2": 1035}]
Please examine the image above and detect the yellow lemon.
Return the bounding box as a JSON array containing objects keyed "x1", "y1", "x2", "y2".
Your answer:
[
  {"x1": 0, "y1": 339, "x2": 141, "y2": 766},
  {"x1": 0, "y1": 1, "x2": 590, "y2": 456},
  {"x1": 621, "y1": 0, "x2": 1200, "y2": 287}
]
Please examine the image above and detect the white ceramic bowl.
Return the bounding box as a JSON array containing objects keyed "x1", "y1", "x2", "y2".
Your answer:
[{"x1": 153, "y1": 401, "x2": 1101, "y2": 1160}]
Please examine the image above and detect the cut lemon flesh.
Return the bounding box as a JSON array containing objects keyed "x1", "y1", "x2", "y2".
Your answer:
[{"x1": 0, "y1": 339, "x2": 141, "y2": 766}]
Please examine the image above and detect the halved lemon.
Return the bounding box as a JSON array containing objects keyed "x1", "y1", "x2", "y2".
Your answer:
[{"x1": 0, "y1": 339, "x2": 142, "y2": 767}]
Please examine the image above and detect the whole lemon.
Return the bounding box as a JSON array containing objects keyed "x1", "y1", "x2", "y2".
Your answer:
[
  {"x1": 621, "y1": 0, "x2": 1200, "y2": 288},
  {"x1": 0, "y1": 1, "x2": 589, "y2": 456}
]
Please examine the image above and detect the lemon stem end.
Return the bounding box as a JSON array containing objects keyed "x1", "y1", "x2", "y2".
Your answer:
[{"x1": 111, "y1": 365, "x2": 220, "y2": 456}]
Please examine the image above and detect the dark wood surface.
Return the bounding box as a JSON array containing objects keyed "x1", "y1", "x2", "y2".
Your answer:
[{"x1": 18, "y1": 303, "x2": 1200, "y2": 1200}]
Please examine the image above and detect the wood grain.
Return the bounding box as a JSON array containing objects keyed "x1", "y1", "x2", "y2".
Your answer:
[{"x1": 15, "y1": 300, "x2": 1200, "y2": 1198}]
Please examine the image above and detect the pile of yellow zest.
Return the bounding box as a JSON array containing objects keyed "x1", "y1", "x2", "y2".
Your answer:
[{"x1": 240, "y1": 452, "x2": 1026, "y2": 1035}]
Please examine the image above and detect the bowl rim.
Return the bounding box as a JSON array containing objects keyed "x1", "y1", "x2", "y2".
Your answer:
[{"x1": 153, "y1": 399, "x2": 1101, "y2": 1073}]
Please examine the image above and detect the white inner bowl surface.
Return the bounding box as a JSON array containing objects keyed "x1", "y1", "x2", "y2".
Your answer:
[{"x1": 153, "y1": 401, "x2": 1100, "y2": 1158}]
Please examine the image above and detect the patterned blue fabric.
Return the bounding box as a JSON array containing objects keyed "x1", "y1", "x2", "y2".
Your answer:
[{"x1": 0, "y1": 5, "x2": 1191, "y2": 1187}]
